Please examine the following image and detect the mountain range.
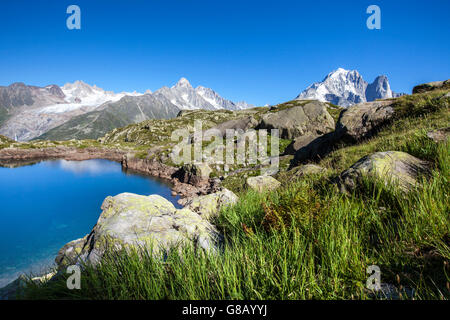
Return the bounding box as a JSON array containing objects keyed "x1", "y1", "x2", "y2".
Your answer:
[
  {"x1": 0, "y1": 69, "x2": 402, "y2": 141},
  {"x1": 0, "y1": 79, "x2": 253, "y2": 141},
  {"x1": 296, "y1": 68, "x2": 403, "y2": 107}
]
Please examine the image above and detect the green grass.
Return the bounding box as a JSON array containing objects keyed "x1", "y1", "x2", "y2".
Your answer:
[
  {"x1": 318, "y1": 106, "x2": 449, "y2": 173},
  {"x1": 19, "y1": 140, "x2": 449, "y2": 300}
]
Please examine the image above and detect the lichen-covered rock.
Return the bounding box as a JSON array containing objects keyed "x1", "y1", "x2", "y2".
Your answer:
[
  {"x1": 257, "y1": 101, "x2": 335, "y2": 140},
  {"x1": 55, "y1": 236, "x2": 88, "y2": 267},
  {"x1": 246, "y1": 175, "x2": 281, "y2": 192},
  {"x1": 185, "y1": 188, "x2": 238, "y2": 220},
  {"x1": 56, "y1": 193, "x2": 220, "y2": 268},
  {"x1": 336, "y1": 151, "x2": 430, "y2": 192},
  {"x1": 335, "y1": 100, "x2": 394, "y2": 143}
]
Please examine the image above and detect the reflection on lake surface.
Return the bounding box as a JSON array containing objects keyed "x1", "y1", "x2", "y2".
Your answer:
[{"x1": 0, "y1": 159, "x2": 179, "y2": 288}]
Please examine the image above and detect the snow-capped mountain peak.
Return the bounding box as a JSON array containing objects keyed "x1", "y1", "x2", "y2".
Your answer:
[
  {"x1": 173, "y1": 77, "x2": 192, "y2": 89},
  {"x1": 296, "y1": 68, "x2": 401, "y2": 107},
  {"x1": 155, "y1": 78, "x2": 254, "y2": 111}
]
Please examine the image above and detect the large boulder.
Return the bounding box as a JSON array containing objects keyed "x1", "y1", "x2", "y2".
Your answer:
[
  {"x1": 336, "y1": 151, "x2": 430, "y2": 193},
  {"x1": 55, "y1": 193, "x2": 220, "y2": 268},
  {"x1": 185, "y1": 188, "x2": 238, "y2": 220},
  {"x1": 174, "y1": 163, "x2": 212, "y2": 186},
  {"x1": 257, "y1": 101, "x2": 335, "y2": 140},
  {"x1": 246, "y1": 175, "x2": 281, "y2": 192},
  {"x1": 412, "y1": 80, "x2": 450, "y2": 94},
  {"x1": 335, "y1": 100, "x2": 395, "y2": 143}
]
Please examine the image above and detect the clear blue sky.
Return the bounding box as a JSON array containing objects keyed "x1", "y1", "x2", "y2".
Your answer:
[{"x1": 0, "y1": 0, "x2": 449, "y2": 106}]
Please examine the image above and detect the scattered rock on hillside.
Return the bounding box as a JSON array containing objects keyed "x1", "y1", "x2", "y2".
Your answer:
[
  {"x1": 185, "y1": 188, "x2": 238, "y2": 220},
  {"x1": 427, "y1": 127, "x2": 450, "y2": 143},
  {"x1": 246, "y1": 175, "x2": 281, "y2": 192},
  {"x1": 55, "y1": 193, "x2": 220, "y2": 268},
  {"x1": 335, "y1": 100, "x2": 395, "y2": 143},
  {"x1": 292, "y1": 164, "x2": 326, "y2": 178},
  {"x1": 257, "y1": 101, "x2": 335, "y2": 140},
  {"x1": 412, "y1": 80, "x2": 450, "y2": 94},
  {"x1": 336, "y1": 151, "x2": 430, "y2": 193}
]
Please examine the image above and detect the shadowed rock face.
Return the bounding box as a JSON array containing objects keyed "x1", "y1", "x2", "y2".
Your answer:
[
  {"x1": 174, "y1": 163, "x2": 213, "y2": 187},
  {"x1": 257, "y1": 101, "x2": 335, "y2": 140},
  {"x1": 56, "y1": 193, "x2": 221, "y2": 268},
  {"x1": 365, "y1": 75, "x2": 393, "y2": 102},
  {"x1": 335, "y1": 151, "x2": 431, "y2": 193}
]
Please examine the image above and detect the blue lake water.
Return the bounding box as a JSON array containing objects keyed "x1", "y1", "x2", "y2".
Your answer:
[{"x1": 0, "y1": 159, "x2": 179, "y2": 288}]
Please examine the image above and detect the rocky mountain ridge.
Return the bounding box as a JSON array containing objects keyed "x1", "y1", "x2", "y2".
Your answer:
[{"x1": 0, "y1": 79, "x2": 254, "y2": 141}]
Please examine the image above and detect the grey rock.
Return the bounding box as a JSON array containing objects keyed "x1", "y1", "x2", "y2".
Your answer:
[
  {"x1": 185, "y1": 188, "x2": 238, "y2": 220},
  {"x1": 336, "y1": 151, "x2": 430, "y2": 193},
  {"x1": 335, "y1": 100, "x2": 395, "y2": 143},
  {"x1": 246, "y1": 175, "x2": 281, "y2": 192},
  {"x1": 175, "y1": 163, "x2": 213, "y2": 186}
]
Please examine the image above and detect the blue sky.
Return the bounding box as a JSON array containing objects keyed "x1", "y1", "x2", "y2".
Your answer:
[{"x1": 0, "y1": 0, "x2": 449, "y2": 106}]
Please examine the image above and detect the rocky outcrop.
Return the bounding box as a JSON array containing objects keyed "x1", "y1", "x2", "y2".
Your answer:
[
  {"x1": 56, "y1": 193, "x2": 221, "y2": 268},
  {"x1": 185, "y1": 189, "x2": 238, "y2": 220},
  {"x1": 335, "y1": 100, "x2": 395, "y2": 143},
  {"x1": 173, "y1": 163, "x2": 212, "y2": 186},
  {"x1": 413, "y1": 80, "x2": 450, "y2": 94},
  {"x1": 336, "y1": 151, "x2": 430, "y2": 193},
  {"x1": 246, "y1": 175, "x2": 281, "y2": 192},
  {"x1": 121, "y1": 153, "x2": 177, "y2": 180},
  {"x1": 257, "y1": 101, "x2": 335, "y2": 140},
  {"x1": 291, "y1": 100, "x2": 396, "y2": 165}
]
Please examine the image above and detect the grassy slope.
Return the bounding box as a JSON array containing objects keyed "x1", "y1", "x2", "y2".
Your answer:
[{"x1": 18, "y1": 88, "x2": 450, "y2": 300}]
